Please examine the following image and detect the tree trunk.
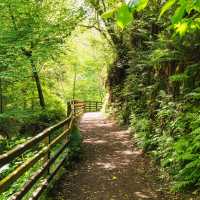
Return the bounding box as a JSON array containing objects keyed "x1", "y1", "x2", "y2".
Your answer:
[
  {"x1": 0, "y1": 78, "x2": 3, "y2": 113},
  {"x1": 31, "y1": 59, "x2": 45, "y2": 109}
]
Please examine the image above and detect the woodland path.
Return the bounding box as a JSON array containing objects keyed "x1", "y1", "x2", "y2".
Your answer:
[{"x1": 50, "y1": 112, "x2": 181, "y2": 200}]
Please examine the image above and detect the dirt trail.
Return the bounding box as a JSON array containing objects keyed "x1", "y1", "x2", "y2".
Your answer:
[{"x1": 50, "y1": 112, "x2": 181, "y2": 200}]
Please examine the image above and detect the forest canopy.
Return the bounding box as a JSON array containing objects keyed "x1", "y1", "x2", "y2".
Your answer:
[
  {"x1": 0, "y1": 0, "x2": 200, "y2": 199},
  {"x1": 0, "y1": 0, "x2": 113, "y2": 139}
]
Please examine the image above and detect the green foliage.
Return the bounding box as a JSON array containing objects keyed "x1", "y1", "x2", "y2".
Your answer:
[
  {"x1": 101, "y1": 8, "x2": 116, "y2": 19},
  {"x1": 62, "y1": 28, "x2": 112, "y2": 101},
  {"x1": 98, "y1": 0, "x2": 200, "y2": 193},
  {"x1": 0, "y1": 0, "x2": 111, "y2": 199},
  {"x1": 0, "y1": 0, "x2": 86, "y2": 139},
  {"x1": 68, "y1": 125, "x2": 83, "y2": 161},
  {"x1": 159, "y1": 0, "x2": 177, "y2": 18},
  {"x1": 0, "y1": 124, "x2": 83, "y2": 200},
  {"x1": 134, "y1": 0, "x2": 149, "y2": 12},
  {"x1": 159, "y1": 110, "x2": 200, "y2": 191},
  {"x1": 0, "y1": 142, "x2": 45, "y2": 200},
  {"x1": 129, "y1": 88, "x2": 200, "y2": 191},
  {"x1": 130, "y1": 114, "x2": 152, "y2": 151},
  {"x1": 160, "y1": 0, "x2": 200, "y2": 36},
  {"x1": 101, "y1": 0, "x2": 149, "y2": 29},
  {"x1": 1, "y1": 0, "x2": 200, "y2": 196},
  {"x1": 0, "y1": 0, "x2": 110, "y2": 138},
  {"x1": 116, "y1": 3, "x2": 133, "y2": 29},
  {"x1": 169, "y1": 73, "x2": 189, "y2": 82},
  {"x1": 0, "y1": 100, "x2": 66, "y2": 139}
]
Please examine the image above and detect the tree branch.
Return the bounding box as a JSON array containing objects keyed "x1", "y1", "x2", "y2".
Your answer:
[{"x1": 79, "y1": 24, "x2": 114, "y2": 47}]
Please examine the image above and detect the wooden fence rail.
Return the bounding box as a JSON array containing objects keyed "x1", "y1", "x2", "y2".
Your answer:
[
  {"x1": 0, "y1": 100, "x2": 102, "y2": 199},
  {"x1": 69, "y1": 100, "x2": 102, "y2": 113},
  {"x1": 0, "y1": 101, "x2": 86, "y2": 200},
  {"x1": 84, "y1": 101, "x2": 102, "y2": 112}
]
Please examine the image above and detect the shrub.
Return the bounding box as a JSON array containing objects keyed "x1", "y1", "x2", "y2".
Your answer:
[
  {"x1": 67, "y1": 125, "x2": 83, "y2": 162},
  {"x1": 130, "y1": 113, "x2": 152, "y2": 151}
]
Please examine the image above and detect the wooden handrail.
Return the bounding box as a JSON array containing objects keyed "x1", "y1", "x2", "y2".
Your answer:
[
  {"x1": 0, "y1": 119, "x2": 73, "y2": 193},
  {"x1": 0, "y1": 102, "x2": 84, "y2": 199},
  {"x1": 0, "y1": 100, "x2": 101, "y2": 199},
  {"x1": 0, "y1": 114, "x2": 72, "y2": 168},
  {"x1": 29, "y1": 155, "x2": 67, "y2": 200},
  {"x1": 11, "y1": 141, "x2": 69, "y2": 200}
]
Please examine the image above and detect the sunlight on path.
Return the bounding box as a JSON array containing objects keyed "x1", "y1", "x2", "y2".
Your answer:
[{"x1": 50, "y1": 112, "x2": 177, "y2": 200}]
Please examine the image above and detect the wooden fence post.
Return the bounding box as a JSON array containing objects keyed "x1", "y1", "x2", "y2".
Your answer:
[
  {"x1": 67, "y1": 101, "x2": 71, "y2": 117},
  {"x1": 47, "y1": 134, "x2": 51, "y2": 175}
]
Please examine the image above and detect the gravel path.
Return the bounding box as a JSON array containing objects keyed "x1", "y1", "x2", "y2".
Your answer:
[{"x1": 50, "y1": 112, "x2": 181, "y2": 200}]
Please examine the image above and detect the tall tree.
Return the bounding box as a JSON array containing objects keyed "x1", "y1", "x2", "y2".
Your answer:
[{"x1": 0, "y1": 0, "x2": 83, "y2": 109}]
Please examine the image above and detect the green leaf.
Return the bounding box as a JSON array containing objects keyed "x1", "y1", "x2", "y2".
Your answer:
[
  {"x1": 159, "y1": 0, "x2": 177, "y2": 19},
  {"x1": 116, "y1": 3, "x2": 133, "y2": 29},
  {"x1": 170, "y1": 73, "x2": 189, "y2": 82},
  {"x1": 101, "y1": 8, "x2": 116, "y2": 19},
  {"x1": 175, "y1": 21, "x2": 188, "y2": 36},
  {"x1": 136, "y1": 0, "x2": 149, "y2": 11},
  {"x1": 171, "y1": 6, "x2": 186, "y2": 24},
  {"x1": 171, "y1": 0, "x2": 186, "y2": 24}
]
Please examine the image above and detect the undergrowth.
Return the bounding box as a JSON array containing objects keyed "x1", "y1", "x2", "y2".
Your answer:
[
  {"x1": 128, "y1": 91, "x2": 200, "y2": 192},
  {"x1": 0, "y1": 116, "x2": 82, "y2": 200}
]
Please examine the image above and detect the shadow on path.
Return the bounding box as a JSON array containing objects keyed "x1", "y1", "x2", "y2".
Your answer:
[{"x1": 49, "y1": 112, "x2": 180, "y2": 200}]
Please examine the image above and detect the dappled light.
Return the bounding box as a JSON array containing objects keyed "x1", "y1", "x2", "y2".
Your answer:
[
  {"x1": 134, "y1": 191, "x2": 153, "y2": 199},
  {"x1": 95, "y1": 162, "x2": 116, "y2": 170},
  {"x1": 115, "y1": 150, "x2": 143, "y2": 156},
  {"x1": 84, "y1": 138, "x2": 108, "y2": 144},
  {"x1": 50, "y1": 112, "x2": 174, "y2": 200},
  {"x1": 0, "y1": 0, "x2": 199, "y2": 199}
]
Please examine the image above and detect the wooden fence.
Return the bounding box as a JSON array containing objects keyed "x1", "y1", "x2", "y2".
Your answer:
[
  {"x1": 84, "y1": 101, "x2": 102, "y2": 112},
  {"x1": 0, "y1": 100, "x2": 102, "y2": 199},
  {"x1": 0, "y1": 102, "x2": 85, "y2": 200},
  {"x1": 69, "y1": 100, "x2": 102, "y2": 113}
]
